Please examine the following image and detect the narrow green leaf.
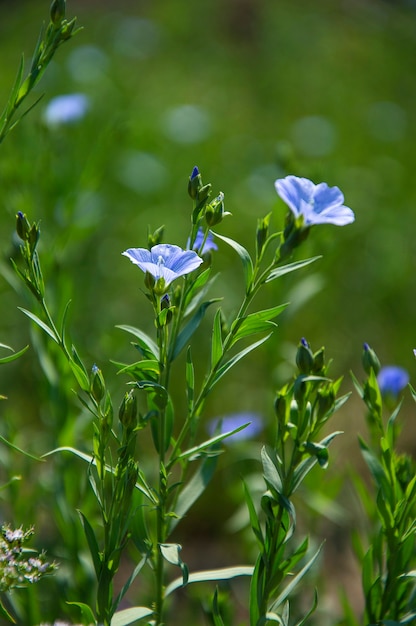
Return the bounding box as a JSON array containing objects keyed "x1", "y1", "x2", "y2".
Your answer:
[
  {"x1": 0, "y1": 344, "x2": 29, "y2": 364},
  {"x1": 212, "y1": 587, "x2": 226, "y2": 626},
  {"x1": 115, "y1": 359, "x2": 160, "y2": 381},
  {"x1": 211, "y1": 308, "x2": 223, "y2": 368},
  {"x1": 0, "y1": 597, "x2": 16, "y2": 623},
  {"x1": 213, "y1": 232, "x2": 254, "y2": 291},
  {"x1": 184, "y1": 268, "x2": 215, "y2": 314},
  {"x1": 116, "y1": 325, "x2": 159, "y2": 359},
  {"x1": 169, "y1": 454, "x2": 218, "y2": 534},
  {"x1": 175, "y1": 424, "x2": 250, "y2": 462},
  {"x1": 18, "y1": 307, "x2": 58, "y2": 343},
  {"x1": 243, "y1": 480, "x2": 264, "y2": 548},
  {"x1": 186, "y1": 347, "x2": 195, "y2": 414},
  {"x1": 261, "y1": 446, "x2": 283, "y2": 495},
  {"x1": 67, "y1": 601, "x2": 97, "y2": 625},
  {"x1": 173, "y1": 298, "x2": 221, "y2": 360},
  {"x1": 212, "y1": 333, "x2": 272, "y2": 387},
  {"x1": 230, "y1": 303, "x2": 288, "y2": 346},
  {"x1": 110, "y1": 607, "x2": 153, "y2": 626},
  {"x1": 165, "y1": 565, "x2": 253, "y2": 596},
  {"x1": 77, "y1": 510, "x2": 102, "y2": 578},
  {"x1": 265, "y1": 256, "x2": 321, "y2": 283},
  {"x1": 294, "y1": 589, "x2": 318, "y2": 626},
  {"x1": 0, "y1": 433, "x2": 43, "y2": 462},
  {"x1": 269, "y1": 544, "x2": 323, "y2": 611},
  {"x1": 69, "y1": 359, "x2": 90, "y2": 392}
]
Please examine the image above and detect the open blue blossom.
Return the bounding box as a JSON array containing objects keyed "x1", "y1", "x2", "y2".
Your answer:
[
  {"x1": 275, "y1": 175, "x2": 355, "y2": 226},
  {"x1": 43, "y1": 93, "x2": 90, "y2": 126},
  {"x1": 208, "y1": 412, "x2": 263, "y2": 444},
  {"x1": 377, "y1": 366, "x2": 409, "y2": 399},
  {"x1": 122, "y1": 244, "x2": 203, "y2": 288},
  {"x1": 188, "y1": 228, "x2": 218, "y2": 254}
]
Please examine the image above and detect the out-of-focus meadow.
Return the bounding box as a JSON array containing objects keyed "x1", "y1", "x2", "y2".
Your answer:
[{"x1": 0, "y1": 0, "x2": 415, "y2": 622}]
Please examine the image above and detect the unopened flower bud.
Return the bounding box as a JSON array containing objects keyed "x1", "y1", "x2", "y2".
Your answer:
[
  {"x1": 50, "y1": 0, "x2": 65, "y2": 25},
  {"x1": 90, "y1": 364, "x2": 105, "y2": 403},
  {"x1": 256, "y1": 212, "x2": 271, "y2": 258},
  {"x1": 274, "y1": 392, "x2": 287, "y2": 423},
  {"x1": 296, "y1": 338, "x2": 314, "y2": 375},
  {"x1": 195, "y1": 183, "x2": 212, "y2": 208},
  {"x1": 16, "y1": 211, "x2": 31, "y2": 241},
  {"x1": 148, "y1": 225, "x2": 164, "y2": 249},
  {"x1": 119, "y1": 390, "x2": 137, "y2": 430},
  {"x1": 188, "y1": 166, "x2": 202, "y2": 199},
  {"x1": 205, "y1": 192, "x2": 228, "y2": 226},
  {"x1": 316, "y1": 386, "x2": 335, "y2": 420},
  {"x1": 362, "y1": 342, "x2": 381, "y2": 375},
  {"x1": 312, "y1": 347, "x2": 325, "y2": 374}
]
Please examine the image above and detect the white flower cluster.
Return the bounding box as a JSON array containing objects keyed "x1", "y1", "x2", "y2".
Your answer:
[{"x1": 0, "y1": 524, "x2": 57, "y2": 592}]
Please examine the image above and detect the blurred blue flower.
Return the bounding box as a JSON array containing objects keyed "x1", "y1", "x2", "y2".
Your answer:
[
  {"x1": 43, "y1": 93, "x2": 90, "y2": 126},
  {"x1": 274, "y1": 175, "x2": 355, "y2": 226},
  {"x1": 377, "y1": 366, "x2": 409, "y2": 399},
  {"x1": 122, "y1": 244, "x2": 203, "y2": 287},
  {"x1": 208, "y1": 412, "x2": 263, "y2": 443},
  {"x1": 188, "y1": 228, "x2": 218, "y2": 254}
]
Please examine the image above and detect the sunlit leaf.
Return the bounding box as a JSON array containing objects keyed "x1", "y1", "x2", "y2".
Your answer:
[
  {"x1": 116, "y1": 325, "x2": 159, "y2": 359},
  {"x1": 18, "y1": 307, "x2": 58, "y2": 343},
  {"x1": 265, "y1": 256, "x2": 321, "y2": 283},
  {"x1": 213, "y1": 232, "x2": 253, "y2": 291},
  {"x1": 173, "y1": 298, "x2": 221, "y2": 360},
  {"x1": 110, "y1": 606, "x2": 153, "y2": 626},
  {"x1": 165, "y1": 565, "x2": 253, "y2": 596},
  {"x1": 230, "y1": 303, "x2": 288, "y2": 346}
]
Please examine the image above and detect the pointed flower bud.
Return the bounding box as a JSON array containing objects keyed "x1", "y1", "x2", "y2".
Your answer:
[
  {"x1": 205, "y1": 192, "x2": 227, "y2": 226},
  {"x1": 296, "y1": 338, "x2": 314, "y2": 375},
  {"x1": 119, "y1": 390, "x2": 137, "y2": 431},
  {"x1": 362, "y1": 343, "x2": 381, "y2": 375},
  {"x1": 90, "y1": 364, "x2": 105, "y2": 403},
  {"x1": 188, "y1": 166, "x2": 202, "y2": 199},
  {"x1": 50, "y1": 0, "x2": 66, "y2": 26},
  {"x1": 16, "y1": 211, "x2": 31, "y2": 241}
]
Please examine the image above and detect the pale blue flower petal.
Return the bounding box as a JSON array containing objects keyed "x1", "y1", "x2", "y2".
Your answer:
[
  {"x1": 43, "y1": 93, "x2": 90, "y2": 126},
  {"x1": 275, "y1": 175, "x2": 355, "y2": 227},
  {"x1": 122, "y1": 243, "x2": 203, "y2": 286},
  {"x1": 377, "y1": 366, "x2": 409, "y2": 398}
]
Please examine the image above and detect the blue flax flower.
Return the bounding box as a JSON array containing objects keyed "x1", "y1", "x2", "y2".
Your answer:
[
  {"x1": 377, "y1": 366, "x2": 409, "y2": 399},
  {"x1": 189, "y1": 228, "x2": 218, "y2": 254},
  {"x1": 275, "y1": 175, "x2": 355, "y2": 226},
  {"x1": 122, "y1": 244, "x2": 203, "y2": 288},
  {"x1": 43, "y1": 93, "x2": 90, "y2": 126},
  {"x1": 208, "y1": 412, "x2": 263, "y2": 444}
]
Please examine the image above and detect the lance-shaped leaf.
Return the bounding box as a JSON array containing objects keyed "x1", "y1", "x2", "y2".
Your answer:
[
  {"x1": 18, "y1": 307, "x2": 58, "y2": 343},
  {"x1": 165, "y1": 565, "x2": 253, "y2": 596},
  {"x1": 116, "y1": 325, "x2": 159, "y2": 360},
  {"x1": 211, "y1": 308, "x2": 223, "y2": 368},
  {"x1": 230, "y1": 303, "x2": 288, "y2": 347},
  {"x1": 110, "y1": 606, "x2": 153, "y2": 626},
  {"x1": 211, "y1": 334, "x2": 272, "y2": 387},
  {"x1": 213, "y1": 232, "x2": 254, "y2": 292},
  {"x1": 114, "y1": 359, "x2": 160, "y2": 382},
  {"x1": 172, "y1": 298, "x2": 221, "y2": 360},
  {"x1": 265, "y1": 256, "x2": 321, "y2": 283},
  {"x1": 0, "y1": 344, "x2": 29, "y2": 364}
]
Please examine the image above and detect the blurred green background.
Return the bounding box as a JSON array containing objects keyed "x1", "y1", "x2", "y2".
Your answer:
[{"x1": 0, "y1": 0, "x2": 415, "y2": 623}]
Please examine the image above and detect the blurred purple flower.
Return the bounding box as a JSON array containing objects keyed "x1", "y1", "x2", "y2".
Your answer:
[
  {"x1": 208, "y1": 412, "x2": 263, "y2": 443},
  {"x1": 274, "y1": 175, "x2": 355, "y2": 226},
  {"x1": 122, "y1": 244, "x2": 203, "y2": 287},
  {"x1": 188, "y1": 228, "x2": 218, "y2": 254},
  {"x1": 377, "y1": 366, "x2": 409, "y2": 398},
  {"x1": 43, "y1": 93, "x2": 90, "y2": 126}
]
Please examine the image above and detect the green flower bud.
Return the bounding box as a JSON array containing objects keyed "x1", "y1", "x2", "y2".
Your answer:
[
  {"x1": 16, "y1": 211, "x2": 31, "y2": 241},
  {"x1": 312, "y1": 347, "x2": 325, "y2": 374},
  {"x1": 362, "y1": 343, "x2": 381, "y2": 375},
  {"x1": 188, "y1": 166, "x2": 202, "y2": 200},
  {"x1": 274, "y1": 392, "x2": 287, "y2": 424},
  {"x1": 119, "y1": 390, "x2": 137, "y2": 431},
  {"x1": 50, "y1": 0, "x2": 65, "y2": 25},
  {"x1": 90, "y1": 364, "x2": 105, "y2": 403},
  {"x1": 205, "y1": 192, "x2": 225, "y2": 226},
  {"x1": 256, "y1": 212, "x2": 271, "y2": 258},
  {"x1": 296, "y1": 338, "x2": 314, "y2": 375},
  {"x1": 147, "y1": 225, "x2": 164, "y2": 249},
  {"x1": 316, "y1": 386, "x2": 335, "y2": 420}
]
